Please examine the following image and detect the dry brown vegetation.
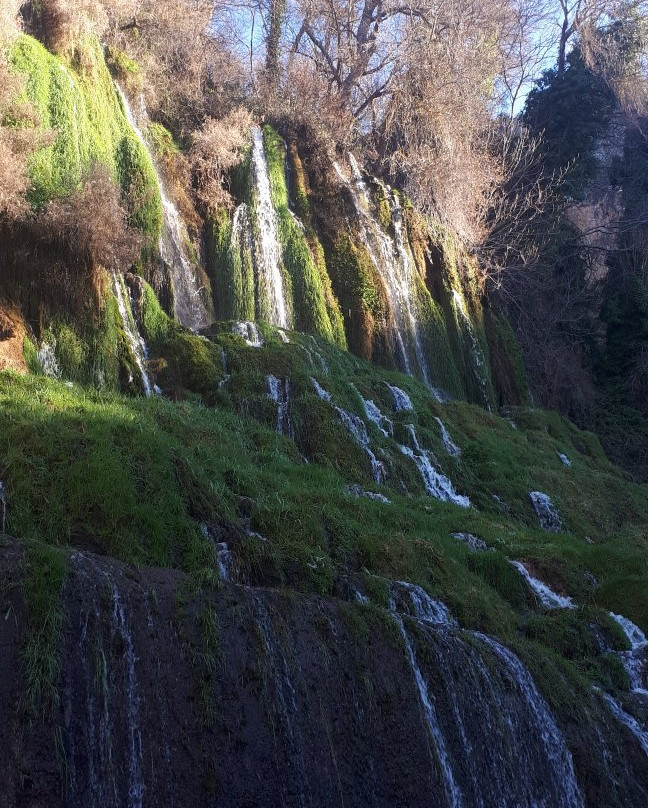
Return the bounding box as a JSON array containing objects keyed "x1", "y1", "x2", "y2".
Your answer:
[
  {"x1": 1, "y1": 166, "x2": 142, "y2": 319},
  {"x1": 190, "y1": 108, "x2": 253, "y2": 214}
]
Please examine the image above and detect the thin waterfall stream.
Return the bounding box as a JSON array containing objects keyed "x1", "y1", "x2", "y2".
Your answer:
[{"x1": 116, "y1": 84, "x2": 212, "y2": 331}]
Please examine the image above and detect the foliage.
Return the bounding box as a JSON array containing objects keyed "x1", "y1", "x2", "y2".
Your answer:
[{"x1": 524, "y1": 48, "x2": 616, "y2": 197}]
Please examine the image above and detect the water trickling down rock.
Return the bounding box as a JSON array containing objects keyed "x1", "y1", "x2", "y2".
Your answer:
[
  {"x1": 232, "y1": 320, "x2": 264, "y2": 347},
  {"x1": 112, "y1": 273, "x2": 153, "y2": 397},
  {"x1": 399, "y1": 425, "x2": 470, "y2": 508},
  {"x1": 267, "y1": 374, "x2": 292, "y2": 437},
  {"x1": 511, "y1": 561, "x2": 575, "y2": 609},
  {"x1": 250, "y1": 125, "x2": 291, "y2": 329},
  {"x1": 116, "y1": 85, "x2": 212, "y2": 332},
  {"x1": 435, "y1": 417, "x2": 462, "y2": 458},
  {"x1": 529, "y1": 491, "x2": 563, "y2": 532}
]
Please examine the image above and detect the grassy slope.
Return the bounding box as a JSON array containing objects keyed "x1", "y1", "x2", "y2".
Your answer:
[{"x1": 2, "y1": 317, "x2": 647, "y2": 713}]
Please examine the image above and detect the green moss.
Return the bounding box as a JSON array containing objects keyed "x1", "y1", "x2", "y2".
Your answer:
[
  {"x1": 206, "y1": 208, "x2": 256, "y2": 322},
  {"x1": 22, "y1": 541, "x2": 67, "y2": 716},
  {"x1": 37, "y1": 284, "x2": 127, "y2": 391},
  {"x1": 147, "y1": 122, "x2": 180, "y2": 160},
  {"x1": 9, "y1": 34, "x2": 162, "y2": 250},
  {"x1": 23, "y1": 336, "x2": 40, "y2": 374},
  {"x1": 105, "y1": 45, "x2": 141, "y2": 89},
  {"x1": 140, "y1": 280, "x2": 173, "y2": 350}
]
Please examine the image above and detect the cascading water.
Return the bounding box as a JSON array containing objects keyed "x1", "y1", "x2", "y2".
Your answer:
[
  {"x1": 116, "y1": 85, "x2": 212, "y2": 332},
  {"x1": 601, "y1": 692, "x2": 648, "y2": 755},
  {"x1": 359, "y1": 393, "x2": 393, "y2": 437},
  {"x1": 529, "y1": 491, "x2": 563, "y2": 532},
  {"x1": 391, "y1": 581, "x2": 456, "y2": 627},
  {"x1": 232, "y1": 320, "x2": 263, "y2": 347},
  {"x1": 38, "y1": 340, "x2": 61, "y2": 378},
  {"x1": 435, "y1": 418, "x2": 461, "y2": 458},
  {"x1": 348, "y1": 484, "x2": 391, "y2": 504},
  {"x1": 267, "y1": 375, "x2": 292, "y2": 436},
  {"x1": 64, "y1": 554, "x2": 146, "y2": 808},
  {"x1": 451, "y1": 290, "x2": 491, "y2": 410},
  {"x1": 310, "y1": 378, "x2": 386, "y2": 483},
  {"x1": 472, "y1": 633, "x2": 584, "y2": 807},
  {"x1": 251, "y1": 595, "x2": 308, "y2": 805},
  {"x1": 511, "y1": 561, "x2": 575, "y2": 609},
  {"x1": 249, "y1": 125, "x2": 291, "y2": 329},
  {"x1": 451, "y1": 532, "x2": 490, "y2": 552},
  {"x1": 387, "y1": 384, "x2": 414, "y2": 411},
  {"x1": 399, "y1": 425, "x2": 470, "y2": 507},
  {"x1": 219, "y1": 347, "x2": 230, "y2": 388},
  {"x1": 392, "y1": 611, "x2": 464, "y2": 808},
  {"x1": 335, "y1": 156, "x2": 431, "y2": 384},
  {"x1": 112, "y1": 273, "x2": 153, "y2": 397},
  {"x1": 216, "y1": 542, "x2": 234, "y2": 581},
  {"x1": 608, "y1": 612, "x2": 648, "y2": 694}
]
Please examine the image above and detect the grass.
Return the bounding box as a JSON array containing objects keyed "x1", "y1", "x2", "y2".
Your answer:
[
  {"x1": 1, "y1": 322, "x2": 647, "y2": 700},
  {"x1": 21, "y1": 540, "x2": 67, "y2": 716}
]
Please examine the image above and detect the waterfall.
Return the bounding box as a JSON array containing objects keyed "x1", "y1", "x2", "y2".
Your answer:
[
  {"x1": 310, "y1": 378, "x2": 386, "y2": 483},
  {"x1": 216, "y1": 542, "x2": 234, "y2": 581},
  {"x1": 112, "y1": 587, "x2": 145, "y2": 808},
  {"x1": 267, "y1": 375, "x2": 292, "y2": 436},
  {"x1": 391, "y1": 581, "x2": 456, "y2": 626},
  {"x1": 66, "y1": 555, "x2": 146, "y2": 808},
  {"x1": 251, "y1": 595, "x2": 308, "y2": 804},
  {"x1": 335, "y1": 156, "x2": 431, "y2": 384},
  {"x1": 250, "y1": 125, "x2": 291, "y2": 329},
  {"x1": 348, "y1": 484, "x2": 391, "y2": 504},
  {"x1": 601, "y1": 692, "x2": 648, "y2": 755},
  {"x1": 510, "y1": 562, "x2": 575, "y2": 609},
  {"x1": 472, "y1": 633, "x2": 584, "y2": 807},
  {"x1": 37, "y1": 340, "x2": 62, "y2": 378},
  {"x1": 360, "y1": 394, "x2": 393, "y2": 437},
  {"x1": 232, "y1": 320, "x2": 263, "y2": 347},
  {"x1": 529, "y1": 491, "x2": 563, "y2": 532},
  {"x1": 399, "y1": 425, "x2": 470, "y2": 508},
  {"x1": 392, "y1": 612, "x2": 464, "y2": 808},
  {"x1": 608, "y1": 612, "x2": 648, "y2": 694},
  {"x1": 435, "y1": 418, "x2": 461, "y2": 458},
  {"x1": 116, "y1": 85, "x2": 212, "y2": 332},
  {"x1": 387, "y1": 384, "x2": 414, "y2": 411},
  {"x1": 219, "y1": 347, "x2": 230, "y2": 388},
  {"x1": 451, "y1": 532, "x2": 490, "y2": 552},
  {"x1": 112, "y1": 273, "x2": 153, "y2": 397},
  {"x1": 451, "y1": 290, "x2": 491, "y2": 410}
]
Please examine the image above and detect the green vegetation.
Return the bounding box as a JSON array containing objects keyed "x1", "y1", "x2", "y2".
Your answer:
[
  {"x1": 262, "y1": 125, "x2": 341, "y2": 342},
  {"x1": 21, "y1": 541, "x2": 67, "y2": 716},
  {"x1": 9, "y1": 34, "x2": 162, "y2": 247}
]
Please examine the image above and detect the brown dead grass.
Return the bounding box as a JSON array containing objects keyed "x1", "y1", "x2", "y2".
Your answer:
[{"x1": 0, "y1": 307, "x2": 27, "y2": 374}]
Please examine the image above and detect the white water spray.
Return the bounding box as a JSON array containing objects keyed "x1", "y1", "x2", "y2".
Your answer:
[
  {"x1": 511, "y1": 561, "x2": 575, "y2": 609},
  {"x1": 335, "y1": 156, "x2": 430, "y2": 384},
  {"x1": 116, "y1": 85, "x2": 212, "y2": 331},
  {"x1": 399, "y1": 425, "x2": 470, "y2": 507},
  {"x1": 112, "y1": 273, "x2": 153, "y2": 397},
  {"x1": 435, "y1": 418, "x2": 461, "y2": 458},
  {"x1": 250, "y1": 126, "x2": 291, "y2": 329},
  {"x1": 529, "y1": 491, "x2": 563, "y2": 532},
  {"x1": 267, "y1": 375, "x2": 292, "y2": 436}
]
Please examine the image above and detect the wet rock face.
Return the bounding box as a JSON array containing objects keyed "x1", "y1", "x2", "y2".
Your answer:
[{"x1": 1, "y1": 540, "x2": 647, "y2": 808}]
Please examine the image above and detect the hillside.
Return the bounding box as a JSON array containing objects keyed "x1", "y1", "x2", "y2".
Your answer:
[{"x1": 0, "y1": 3, "x2": 647, "y2": 806}]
